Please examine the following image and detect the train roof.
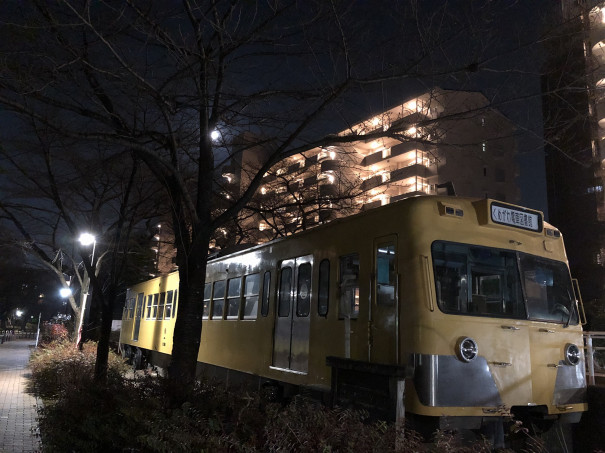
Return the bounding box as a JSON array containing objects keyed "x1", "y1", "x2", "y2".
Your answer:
[{"x1": 208, "y1": 195, "x2": 548, "y2": 263}]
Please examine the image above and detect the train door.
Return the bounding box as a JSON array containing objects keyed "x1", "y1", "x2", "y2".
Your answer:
[
  {"x1": 370, "y1": 235, "x2": 398, "y2": 364},
  {"x1": 132, "y1": 292, "x2": 144, "y2": 341},
  {"x1": 272, "y1": 255, "x2": 312, "y2": 373}
]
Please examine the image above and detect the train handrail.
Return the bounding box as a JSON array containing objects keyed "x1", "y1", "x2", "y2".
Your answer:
[{"x1": 583, "y1": 331, "x2": 605, "y2": 386}]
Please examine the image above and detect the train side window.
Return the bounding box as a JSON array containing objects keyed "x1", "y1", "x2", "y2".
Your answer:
[
  {"x1": 376, "y1": 241, "x2": 396, "y2": 306},
  {"x1": 157, "y1": 292, "x2": 166, "y2": 320},
  {"x1": 243, "y1": 274, "x2": 260, "y2": 319},
  {"x1": 212, "y1": 280, "x2": 226, "y2": 319},
  {"x1": 296, "y1": 263, "x2": 312, "y2": 317},
  {"x1": 128, "y1": 297, "x2": 135, "y2": 319},
  {"x1": 227, "y1": 277, "x2": 242, "y2": 319},
  {"x1": 165, "y1": 290, "x2": 175, "y2": 319},
  {"x1": 173, "y1": 290, "x2": 178, "y2": 317},
  {"x1": 339, "y1": 254, "x2": 360, "y2": 319},
  {"x1": 135, "y1": 293, "x2": 144, "y2": 320},
  {"x1": 278, "y1": 267, "x2": 293, "y2": 317},
  {"x1": 203, "y1": 283, "x2": 211, "y2": 319},
  {"x1": 261, "y1": 271, "x2": 271, "y2": 317},
  {"x1": 318, "y1": 259, "x2": 330, "y2": 316},
  {"x1": 151, "y1": 293, "x2": 159, "y2": 319},
  {"x1": 145, "y1": 295, "x2": 153, "y2": 319}
]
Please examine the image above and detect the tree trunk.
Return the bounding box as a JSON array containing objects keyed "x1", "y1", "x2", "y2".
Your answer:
[
  {"x1": 94, "y1": 285, "x2": 116, "y2": 383},
  {"x1": 167, "y1": 234, "x2": 209, "y2": 405}
]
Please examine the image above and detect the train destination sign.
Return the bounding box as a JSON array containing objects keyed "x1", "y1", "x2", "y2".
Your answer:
[{"x1": 490, "y1": 202, "x2": 542, "y2": 232}]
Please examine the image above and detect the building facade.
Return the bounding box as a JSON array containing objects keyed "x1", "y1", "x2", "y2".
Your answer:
[
  {"x1": 542, "y1": 1, "x2": 605, "y2": 303},
  {"x1": 220, "y1": 88, "x2": 519, "y2": 247}
]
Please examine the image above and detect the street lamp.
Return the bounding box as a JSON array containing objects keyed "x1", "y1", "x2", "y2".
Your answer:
[{"x1": 77, "y1": 233, "x2": 96, "y2": 348}]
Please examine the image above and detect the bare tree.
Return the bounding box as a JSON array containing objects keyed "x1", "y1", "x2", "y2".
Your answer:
[
  {"x1": 0, "y1": 123, "x2": 165, "y2": 381},
  {"x1": 0, "y1": 0, "x2": 547, "y2": 401}
]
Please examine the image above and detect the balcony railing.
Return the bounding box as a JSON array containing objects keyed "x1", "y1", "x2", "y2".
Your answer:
[{"x1": 584, "y1": 331, "x2": 605, "y2": 385}]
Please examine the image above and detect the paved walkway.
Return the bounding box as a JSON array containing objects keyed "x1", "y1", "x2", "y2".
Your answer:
[{"x1": 0, "y1": 340, "x2": 41, "y2": 453}]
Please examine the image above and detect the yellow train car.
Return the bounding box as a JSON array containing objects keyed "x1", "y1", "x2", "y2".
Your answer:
[{"x1": 120, "y1": 196, "x2": 587, "y2": 435}]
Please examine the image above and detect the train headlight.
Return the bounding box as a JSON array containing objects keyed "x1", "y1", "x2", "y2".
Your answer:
[
  {"x1": 564, "y1": 343, "x2": 581, "y2": 366},
  {"x1": 456, "y1": 337, "x2": 478, "y2": 362}
]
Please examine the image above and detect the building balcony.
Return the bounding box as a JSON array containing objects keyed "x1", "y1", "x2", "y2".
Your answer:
[
  {"x1": 360, "y1": 174, "x2": 383, "y2": 191},
  {"x1": 390, "y1": 191, "x2": 426, "y2": 203},
  {"x1": 263, "y1": 173, "x2": 276, "y2": 183},
  {"x1": 287, "y1": 162, "x2": 304, "y2": 175},
  {"x1": 320, "y1": 159, "x2": 339, "y2": 172},
  {"x1": 361, "y1": 200, "x2": 382, "y2": 211},
  {"x1": 593, "y1": 39, "x2": 605, "y2": 65},
  {"x1": 390, "y1": 163, "x2": 430, "y2": 183},
  {"x1": 590, "y1": 6, "x2": 605, "y2": 49},
  {"x1": 391, "y1": 141, "x2": 434, "y2": 158},
  {"x1": 360, "y1": 152, "x2": 384, "y2": 167},
  {"x1": 390, "y1": 111, "x2": 432, "y2": 130},
  {"x1": 318, "y1": 209, "x2": 336, "y2": 222},
  {"x1": 596, "y1": 92, "x2": 605, "y2": 130},
  {"x1": 319, "y1": 184, "x2": 338, "y2": 198},
  {"x1": 303, "y1": 175, "x2": 317, "y2": 187}
]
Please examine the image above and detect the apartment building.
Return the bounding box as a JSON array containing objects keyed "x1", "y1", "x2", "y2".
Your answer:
[
  {"x1": 220, "y1": 88, "x2": 519, "y2": 246},
  {"x1": 542, "y1": 1, "x2": 605, "y2": 302}
]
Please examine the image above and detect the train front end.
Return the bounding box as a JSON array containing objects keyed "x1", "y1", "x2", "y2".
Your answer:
[{"x1": 408, "y1": 198, "x2": 587, "y2": 431}]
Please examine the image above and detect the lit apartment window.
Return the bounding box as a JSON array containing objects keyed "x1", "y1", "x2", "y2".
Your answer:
[
  {"x1": 382, "y1": 148, "x2": 391, "y2": 158},
  {"x1": 482, "y1": 142, "x2": 487, "y2": 152},
  {"x1": 481, "y1": 117, "x2": 485, "y2": 127},
  {"x1": 259, "y1": 222, "x2": 268, "y2": 231}
]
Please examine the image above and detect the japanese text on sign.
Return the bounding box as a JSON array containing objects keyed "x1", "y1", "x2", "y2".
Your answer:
[{"x1": 491, "y1": 203, "x2": 541, "y2": 232}]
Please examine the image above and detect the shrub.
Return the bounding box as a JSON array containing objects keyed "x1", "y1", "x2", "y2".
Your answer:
[
  {"x1": 30, "y1": 346, "x2": 529, "y2": 451},
  {"x1": 29, "y1": 340, "x2": 128, "y2": 399},
  {"x1": 38, "y1": 323, "x2": 70, "y2": 345}
]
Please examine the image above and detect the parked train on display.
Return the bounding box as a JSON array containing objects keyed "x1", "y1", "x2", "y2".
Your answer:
[{"x1": 119, "y1": 196, "x2": 587, "y2": 436}]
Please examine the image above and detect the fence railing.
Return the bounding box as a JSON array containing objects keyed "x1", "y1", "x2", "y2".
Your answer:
[
  {"x1": 0, "y1": 330, "x2": 37, "y2": 344},
  {"x1": 584, "y1": 331, "x2": 605, "y2": 386}
]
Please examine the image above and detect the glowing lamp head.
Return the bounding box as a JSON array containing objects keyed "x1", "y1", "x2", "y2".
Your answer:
[{"x1": 78, "y1": 233, "x2": 95, "y2": 246}]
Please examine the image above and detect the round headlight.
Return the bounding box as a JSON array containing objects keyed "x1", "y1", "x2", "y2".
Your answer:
[
  {"x1": 564, "y1": 343, "x2": 581, "y2": 366},
  {"x1": 456, "y1": 337, "x2": 478, "y2": 362}
]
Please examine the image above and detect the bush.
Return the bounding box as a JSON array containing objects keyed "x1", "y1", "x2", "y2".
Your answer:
[
  {"x1": 29, "y1": 340, "x2": 128, "y2": 399},
  {"x1": 29, "y1": 344, "x2": 524, "y2": 452},
  {"x1": 38, "y1": 323, "x2": 70, "y2": 345}
]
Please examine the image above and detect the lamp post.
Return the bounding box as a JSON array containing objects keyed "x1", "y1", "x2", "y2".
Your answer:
[{"x1": 77, "y1": 233, "x2": 96, "y2": 348}]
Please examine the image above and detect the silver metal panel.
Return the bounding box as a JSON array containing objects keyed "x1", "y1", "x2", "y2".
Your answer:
[
  {"x1": 413, "y1": 354, "x2": 503, "y2": 407},
  {"x1": 554, "y1": 360, "x2": 587, "y2": 405}
]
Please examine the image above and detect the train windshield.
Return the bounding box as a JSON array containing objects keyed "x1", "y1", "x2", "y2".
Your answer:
[{"x1": 432, "y1": 241, "x2": 578, "y2": 325}]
